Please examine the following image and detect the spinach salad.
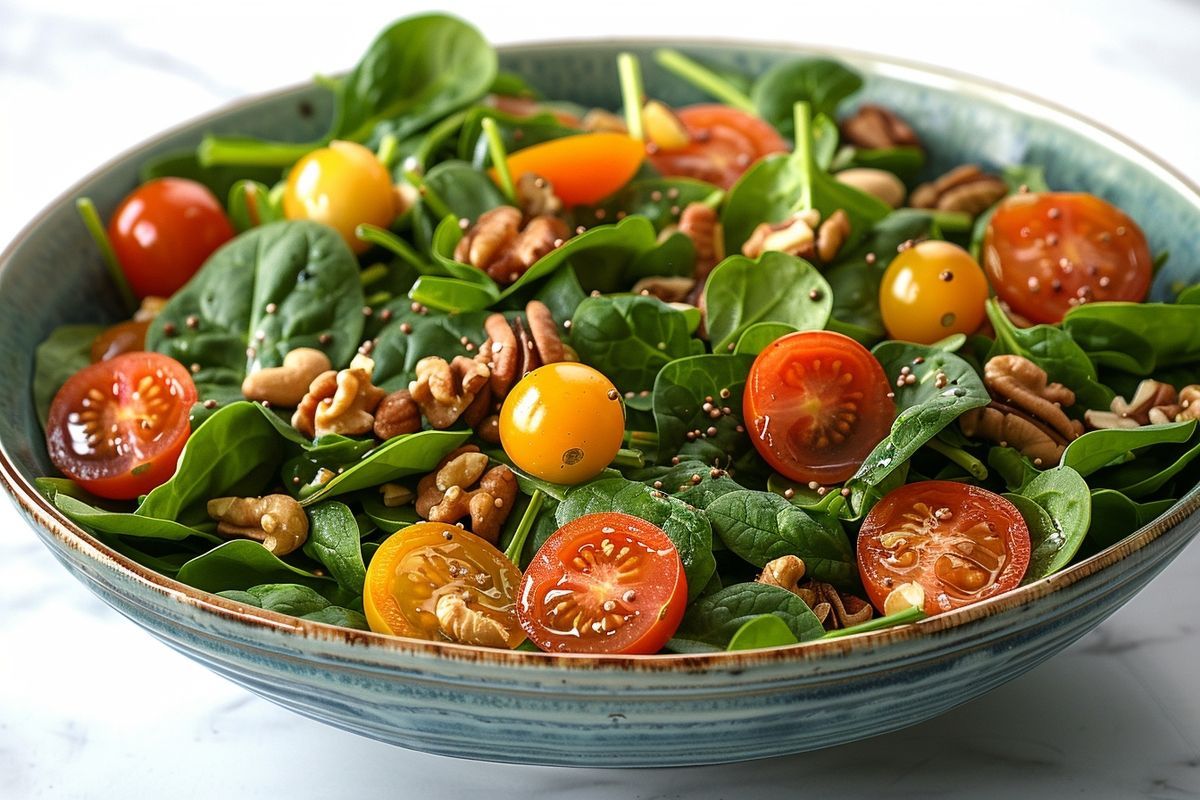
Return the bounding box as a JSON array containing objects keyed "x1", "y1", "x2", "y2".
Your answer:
[{"x1": 34, "y1": 13, "x2": 1200, "y2": 654}]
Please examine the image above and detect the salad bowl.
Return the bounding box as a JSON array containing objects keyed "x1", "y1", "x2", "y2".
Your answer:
[{"x1": 2, "y1": 37, "x2": 1199, "y2": 767}]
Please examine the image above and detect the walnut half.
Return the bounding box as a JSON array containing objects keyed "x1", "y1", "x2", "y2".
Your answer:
[{"x1": 415, "y1": 446, "x2": 517, "y2": 543}]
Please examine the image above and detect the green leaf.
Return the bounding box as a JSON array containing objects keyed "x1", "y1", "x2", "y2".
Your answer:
[
  {"x1": 1063, "y1": 302, "x2": 1200, "y2": 374},
  {"x1": 44, "y1": 489, "x2": 218, "y2": 544},
  {"x1": 300, "y1": 429, "x2": 470, "y2": 506},
  {"x1": 651, "y1": 354, "x2": 756, "y2": 470},
  {"x1": 1004, "y1": 466, "x2": 1091, "y2": 582},
  {"x1": 670, "y1": 583, "x2": 825, "y2": 649},
  {"x1": 628, "y1": 459, "x2": 743, "y2": 509},
  {"x1": 1060, "y1": 421, "x2": 1196, "y2": 477},
  {"x1": 571, "y1": 178, "x2": 721, "y2": 233},
  {"x1": 176, "y1": 540, "x2": 334, "y2": 595},
  {"x1": 726, "y1": 614, "x2": 799, "y2": 650},
  {"x1": 1087, "y1": 490, "x2": 1177, "y2": 550},
  {"x1": 703, "y1": 251, "x2": 832, "y2": 353},
  {"x1": 751, "y1": 58, "x2": 863, "y2": 138},
  {"x1": 301, "y1": 606, "x2": 369, "y2": 629},
  {"x1": 306, "y1": 502, "x2": 368, "y2": 595},
  {"x1": 734, "y1": 322, "x2": 796, "y2": 355},
  {"x1": 139, "y1": 149, "x2": 283, "y2": 203},
  {"x1": 359, "y1": 491, "x2": 420, "y2": 533},
  {"x1": 226, "y1": 583, "x2": 331, "y2": 616},
  {"x1": 32, "y1": 324, "x2": 105, "y2": 429},
  {"x1": 423, "y1": 160, "x2": 508, "y2": 224},
  {"x1": 369, "y1": 306, "x2": 490, "y2": 391},
  {"x1": 556, "y1": 477, "x2": 716, "y2": 599},
  {"x1": 458, "y1": 106, "x2": 579, "y2": 168},
  {"x1": 705, "y1": 489, "x2": 854, "y2": 586}
]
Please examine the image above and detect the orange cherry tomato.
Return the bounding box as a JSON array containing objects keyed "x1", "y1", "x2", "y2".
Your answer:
[
  {"x1": 90, "y1": 318, "x2": 152, "y2": 362},
  {"x1": 283, "y1": 140, "x2": 396, "y2": 254},
  {"x1": 107, "y1": 177, "x2": 235, "y2": 299},
  {"x1": 496, "y1": 132, "x2": 644, "y2": 206},
  {"x1": 517, "y1": 512, "x2": 687, "y2": 654},
  {"x1": 45, "y1": 352, "x2": 197, "y2": 500},
  {"x1": 857, "y1": 481, "x2": 1032, "y2": 616},
  {"x1": 498, "y1": 362, "x2": 625, "y2": 485},
  {"x1": 487, "y1": 94, "x2": 582, "y2": 128},
  {"x1": 743, "y1": 330, "x2": 894, "y2": 485},
  {"x1": 363, "y1": 522, "x2": 523, "y2": 648},
  {"x1": 982, "y1": 192, "x2": 1153, "y2": 324},
  {"x1": 879, "y1": 240, "x2": 990, "y2": 344},
  {"x1": 646, "y1": 104, "x2": 789, "y2": 190}
]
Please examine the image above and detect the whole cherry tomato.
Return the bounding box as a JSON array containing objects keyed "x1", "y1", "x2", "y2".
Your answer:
[
  {"x1": 879, "y1": 240, "x2": 990, "y2": 344},
  {"x1": 283, "y1": 140, "x2": 396, "y2": 253},
  {"x1": 982, "y1": 192, "x2": 1153, "y2": 324},
  {"x1": 498, "y1": 132, "x2": 644, "y2": 206},
  {"x1": 45, "y1": 352, "x2": 198, "y2": 500},
  {"x1": 647, "y1": 104, "x2": 789, "y2": 190},
  {"x1": 90, "y1": 319, "x2": 151, "y2": 362},
  {"x1": 857, "y1": 480, "x2": 1031, "y2": 616},
  {"x1": 107, "y1": 177, "x2": 235, "y2": 298},
  {"x1": 517, "y1": 512, "x2": 687, "y2": 654},
  {"x1": 743, "y1": 330, "x2": 895, "y2": 485}
]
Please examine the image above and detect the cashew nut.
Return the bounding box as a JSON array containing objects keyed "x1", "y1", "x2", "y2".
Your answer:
[
  {"x1": 835, "y1": 168, "x2": 907, "y2": 209},
  {"x1": 241, "y1": 347, "x2": 333, "y2": 407}
]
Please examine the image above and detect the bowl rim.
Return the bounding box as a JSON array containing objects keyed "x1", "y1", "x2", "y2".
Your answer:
[{"x1": 3, "y1": 35, "x2": 1200, "y2": 672}]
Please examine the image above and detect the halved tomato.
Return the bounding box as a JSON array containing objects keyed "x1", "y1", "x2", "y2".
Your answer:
[
  {"x1": 45, "y1": 352, "x2": 197, "y2": 499},
  {"x1": 743, "y1": 330, "x2": 895, "y2": 485},
  {"x1": 517, "y1": 512, "x2": 687, "y2": 654},
  {"x1": 857, "y1": 481, "x2": 1031, "y2": 616},
  {"x1": 646, "y1": 104, "x2": 788, "y2": 189}
]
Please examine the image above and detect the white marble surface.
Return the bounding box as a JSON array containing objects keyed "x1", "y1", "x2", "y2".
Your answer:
[{"x1": 2, "y1": 0, "x2": 1198, "y2": 796}]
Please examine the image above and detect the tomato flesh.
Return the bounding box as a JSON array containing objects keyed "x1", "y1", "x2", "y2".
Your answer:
[
  {"x1": 857, "y1": 481, "x2": 1031, "y2": 615},
  {"x1": 518, "y1": 512, "x2": 687, "y2": 654},
  {"x1": 46, "y1": 352, "x2": 197, "y2": 500},
  {"x1": 983, "y1": 191, "x2": 1153, "y2": 324},
  {"x1": 647, "y1": 104, "x2": 788, "y2": 189},
  {"x1": 744, "y1": 331, "x2": 894, "y2": 485}
]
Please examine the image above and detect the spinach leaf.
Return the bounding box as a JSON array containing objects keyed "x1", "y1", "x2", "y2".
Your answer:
[
  {"x1": 705, "y1": 489, "x2": 854, "y2": 586},
  {"x1": 571, "y1": 178, "x2": 720, "y2": 233},
  {"x1": 734, "y1": 322, "x2": 796, "y2": 355},
  {"x1": 851, "y1": 342, "x2": 990, "y2": 491},
  {"x1": 726, "y1": 614, "x2": 799, "y2": 650},
  {"x1": 176, "y1": 540, "x2": 336, "y2": 596},
  {"x1": 669, "y1": 583, "x2": 825, "y2": 650},
  {"x1": 568, "y1": 294, "x2": 704, "y2": 399},
  {"x1": 282, "y1": 434, "x2": 378, "y2": 496},
  {"x1": 556, "y1": 477, "x2": 716, "y2": 599},
  {"x1": 305, "y1": 502, "x2": 368, "y2": 595},
  {"x1": 1087, "y1": 490, "x2": 1177, "y2": 550},
  {"x1": 830, "y1": 145, "x2": 925, "y2": 181},
  {"x1": 703, "y1": 252, "x2": 832, "y2": 353},
  {"x1": 1063, "y1": 302, "x2": 1200, "y2": 374},
  {"x1": 300, "y1": 429, "x2": 470, "y2": 505},
  {"x1": 301, "y1": 606, "x2": 370, "y2": 629},
  {"x1": 1085, "y1": 433, "x2": 1200, "y2": 499},
  {"x1": 988, "y1": 446, "x2": 1042, "y2": 492},
  {"x1": 369, "y1": 305, "x2": 490, "y2": 391},
  {"x1": 984, "y1": 299, "x2": 1113, "y2": 410},
  {"x1": 751, "y1": 58, "x2": 863, "y2": 138},
  {"x1": 46, "y1": 490, "x2": 219, "y2": 544},
  {"x1": 423, "y1": 160, "x2": 508, "y2": 223},
  {"x1": 628, "y1": 459, "x2": 744, "y2": 509},
  {"x1": 220, "y1": 583, "x2": 333, "y2": 617},
  {"x1": 139, "y1": 149, "x2": 283, "y2": 203},
  {"x1": 1060, "y1": 421, "x2": 1196, "y2": 477},
  {"x1": 1003, "y1": 466, "x2": 1090, "y2": 582},
  {"x1": 33, "y1": 324, "x2": 104, "y2": 428},
  {"x1": 146, "y1": 221, "x2": 364, "y2": 390},
  {"x1": 652, "y1": 354, "x2": 756, "y2": 471},
  {"x1": 359, "y1": 490, "x2": 420, "y2": 533},
  {"x1": 457, "y1": 106, "x2": 577, "y2": 168}
]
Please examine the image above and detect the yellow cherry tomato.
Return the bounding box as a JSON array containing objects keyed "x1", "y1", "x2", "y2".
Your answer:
[
  {"x1": 363, "y1": 522, "x2": 523, "y2": 649},
  {"x1": 499, "y1": 362, "x2": 625, "y2": 484},
  {"x1": 879, "y1": 240, "x2": 990, "y2": 344},
  {"x1": 283, "y1": 140, "x2": 395, "y2": 253}
]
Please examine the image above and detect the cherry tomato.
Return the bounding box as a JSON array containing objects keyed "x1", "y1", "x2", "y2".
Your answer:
[
  {"x1": 487, "y1": 94, "x2": 582, "y2": 128},
  {"x1": 283, "y1": 140, "x2": 396, "y2": 253},
  {"x1": 743, "y1": 330, "x2": 894, "y2": 485},
  {"x1": 499, "y1": 362, "x2": 625, "y2": 485},
  {"x1": 363, "y1": 522, "x2": 523, "y2": 648},
  {"x1": 45, "y1": 352, "x2": 197, "y2": 500},
  {"x1": 879, "y1": 240, "x2": 990, "y2": 344},
  {"x1": 982, "y1": 192, "x2": 1153, "y2": 324},
  {"x1": 90, "y1": 319, "x2": 151, "y2": 362},
  {"x1": 496, "y1": 132, "x2": 644, "y2": 207},
  {"x1": 517, "y1": 512, "x2": 687, "y2": 654},
  {"x1": 107, "y1": 177, "x2": 235, "y2": 299},
  {"x1": 646, "y1": 104, "x2": 789, "y2": 190},
  {"x1": 857, "y1": 480, "x2": 1031, "y2": 616}
]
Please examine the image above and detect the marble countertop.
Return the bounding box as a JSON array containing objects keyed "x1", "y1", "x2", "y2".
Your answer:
[{"x1": 2, "y1": 1, "x2": 1197, "y2": 796}]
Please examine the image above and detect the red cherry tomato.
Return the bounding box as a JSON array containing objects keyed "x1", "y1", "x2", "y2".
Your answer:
[
  {"x1": 646, "y1": 104, "x2": 788, "y2": 190},
  {"x1": 107, "y1": 177, "x2": 235, "y2": 299},
  {"x1": 45, "y1": 352, "x2": 197, "y2": 500},
  {"x1": 90, "y1": 319, "x2": 151, "y2": 362},
  {"x1": 982, "y1": 191, "x2": 1153, "y2": 324},
  {"x1": 517, "y1": 512, "x2": 687, "y2": 654},
  {"x1": 857, "y1": 481, "x2": 1031, "y2": 616},
  {"x1": 743, "y1": 330, "x2": 895, "y2": 485}
]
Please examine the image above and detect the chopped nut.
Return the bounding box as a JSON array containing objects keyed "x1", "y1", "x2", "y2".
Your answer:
[
  {"x1": 242, "y1": 347, "x2": 333, "y2": 408},
  {"x1": 373, "y1": 389, "x2": 422, "y2": 440},
  {"x1": 133, "y1": 296, "x2": 168, "y2": 322},
  {"x1": 515, "y1": 173, "x2": 562, "y2": 218},
  {"x1": 1177, "y1": 385, "x2": 1200, "y2": 421},
  {"x1": 454, "y1": 206, "x2": 570, "y2": 285},
  {"x1": 524, "y1": 299, "x2": 564, "y2": 364},
  {"x1": 631, "y1": 276, "x2": 696, "y2": 303},
  {"x1": 835, "y1": 167, "x2": 906, "y2": 208},
  {"x1": 883, "y1": 582, "x2": 925, "y2": 615},
  {"x1": 678, "y1": 202, "x2": 725, "y2": 287},
  {"x1": 207, "y1": 495, "x2": 308, "y2": 555},
  {"x1": 434, "y1": 593, "x2": 513, "y2": 648},
  {"x1": 410, "y1": 356, "x2": 490, "y2": 429},
  {"x1": 816, "y1": 209, "x2": 851, "y2": 263},
  {"x1": 415, "y1": 446, "x2": 517, "y2": 543},
  {"x1": 741, "y1": 210, "x2": 821, "y2": 260},
  {"x1": 910, "y1": 165, "x2": 1007, "y2": 217},
  {"x1": 840, "y1": 104, "x2": 922, "y2": 150},
  {"x1": 380, "y1": 483, "x2": 414, "y2": 508},
  {"x1": 1086, "y1": 379, "x2": 1183, "y2": 430},
  {"x1": 756, "y1": 555, "x2": 806, "y2": 593},
  {"x1": 292, "y1": 360, "x2": 386, "y2": 439},
  {"x1": 796, "y1": 580, "x2": 874, "y2": 631},
  {"x1": 581, "y1": 108, "x2": 627, "y2": 133}
]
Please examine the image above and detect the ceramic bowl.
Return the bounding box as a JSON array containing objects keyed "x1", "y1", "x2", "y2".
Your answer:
[{"x1": 2, "y1": 40, "x2": 1199, "y2": 768}]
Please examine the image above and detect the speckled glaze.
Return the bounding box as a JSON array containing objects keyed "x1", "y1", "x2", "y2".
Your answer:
[{"x1": 2, "y1": 41, "x2": 1199, "y2": 767}]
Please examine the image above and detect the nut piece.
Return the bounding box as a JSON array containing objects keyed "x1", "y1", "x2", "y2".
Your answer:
[
  {"x1": 835, "y1": 167, "x2": 906, "y2": 208},
  {"x1": 415, "y1": 446, "x2": 517, "y2": 543},
  {"x1": 373, "y1": 389, "x2": 422, "y2": 440},
  {"x1": 883, "y1": 582, "x2": 925, "y2": 616},
  {"x1": 207, "y1": 495, "x2": 308, "y2": 555},
  {"x1": 292, "y1": 362, "x2": 386, "y2": 439},
  {"x1": 454, "y1": 206, "x2": 570, "y2": 285},
  {"x1": 516, "y1": 173, "x2": 562, "y2": 219},
  {"x1": 796, "y1": 580, "x2": 874, "y2": 631},
  {"x1": 1085, "y1": 379, "x2": 1182, "y2": 430},
  {"x1": 910, "y1": 165, "x2": 1007, "y2": 217},
  {"x1": 678, "y1": 202, "x2": 725, "y2": 283},
  {"x1": 242, "y1": 347, "x2": 334, "y2": 407},
  {"x1": 632, "y1": 276, "x2": 696, "y2": 303},
  {"x1": 741, "y1": 210, "x2": 821, "y2": 260},
  {"x1": 409, "y1": 356, "x2": 490, "y2": 429},
  {"x1": 581, "y1": 108, "x2": 628, "y2": 133},
  {"x1": 380, "y1": 483, "x2": 414, "y2": 508},
  {"x1": 1177, "y1": 385, "x2": 1200, "y2": 422},
  {"x1": 434, "y1": 593, "x2": 513, "y2": 648},
  {"x1": 134, "y1": 296, "x2": 168, "y2": 322},
  {"x1": 816, "y1": 209, "x2": 851, "y2": 263},
  {"x1": 480, "y1": 301, "x2": 565, "y2": 399},
  {"x1": 757, "y1": 555, "x2": 807, "y2": 593},
  {"x1": 840, "y1": 104, "x2": 922, "y2": 151}
]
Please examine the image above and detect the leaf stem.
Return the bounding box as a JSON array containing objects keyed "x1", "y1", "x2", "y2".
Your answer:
[
  {"x1": 375, "y1": 132, "x2": 399, "y2": 170},
  {"x1": 617, "y1": 52, "x2": 646, "y2": 141},
  {"x1": 924, "y1": 437, "x2": 989, "y2": 481},
  {"x1": 653, "y1": 49, "x2": 755, "y2": 113},
  {"x1": 626, "y1": 430, "x2": 660, "y2": 449},
  {"x1": 75, "y1": 197, "x2": 136, "y2": 314},
  {"x1": 701, "y1": 189, "x2": 726, "y2": 210},
  {"x1": 355, "y1": 223, "x2": 432, "y2": 274},
  {"x1": 504, "y1": 489, "x2": 545, "y2": 564},
  {"x1": 821, "y1": 605, "x2": 926, "y2": 639},
  {"x1": 481, "y1": 117, "x2": 516, "y2": 204},
  {"x1": 403, "y1": 169, "x2": 454, "y2": 221},
  {"x1": 792, "y1": 102, "x2": 813, "y2": 211},
  {"x1": 197, "y1": 135, "x2": 312, "y2": 168},
  {"x1": 610, "y1": 447, "x2": 646, "y2": 469},
  {"x1": 358, "y1": 263, "x2": 389, "y2": 287}
]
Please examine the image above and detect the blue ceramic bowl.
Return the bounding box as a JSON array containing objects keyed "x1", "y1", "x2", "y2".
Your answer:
[{"x1": 2, "y1": 41, "x2": 1199, "y2": 767}]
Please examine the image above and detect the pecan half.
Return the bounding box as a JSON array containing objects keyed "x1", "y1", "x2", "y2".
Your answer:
[
  {"x1": 910, "y1": 165, "x2": 1007, "y2": 217},
  {"x1": 516, "y1": 173, "x2": 563, "y2": 218},
  {"x1": 454, "y1": 206, "x2": 570, "y2": 285},
  {"x1": 480, "y1": 301, "x2": 564, "y2": 399},
  {"x1": 840, "y1": 104, "x2": 921, "y2": 151},
  {"x1": 373, "y1": 389, "x2": 422, "y2": 440},
  {"x1": 677, "y1": 202, "x2": 724, "y2": 284}
]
